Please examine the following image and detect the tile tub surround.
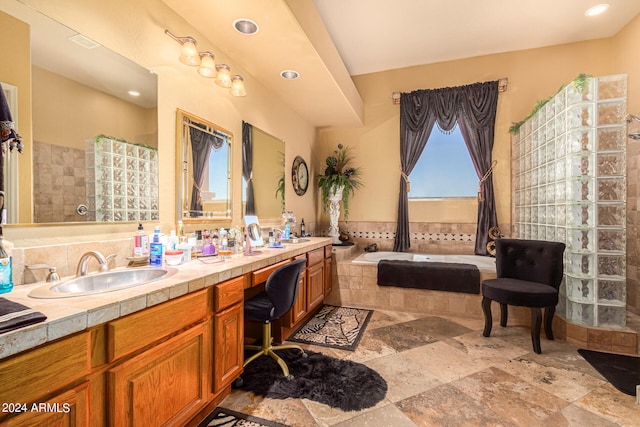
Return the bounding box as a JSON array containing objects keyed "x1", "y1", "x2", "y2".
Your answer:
[
  {"x1": 327, "y1": 247, "x2": 639, "y2": 355},
  {"x1": 0, "y1": 237, "x2": 333, "y2": 359}
]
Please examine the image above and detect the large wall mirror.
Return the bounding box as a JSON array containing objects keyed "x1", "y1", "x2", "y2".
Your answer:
[
  {"x1": 176, "y1": 109, "x2": 232, "y2": 223},
  {"x1": 242, "y1": 123, "x2": 285, "y2": 221},
  {"x1": 0, "y1": 0, "x2": 158, "y2": 225}
]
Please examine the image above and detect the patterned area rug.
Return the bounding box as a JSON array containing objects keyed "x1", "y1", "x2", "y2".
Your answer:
[
  {"x1": 197, "y1": 407, "x2": 289, "y2": 427},
  {"x1": 288, "y1": 305, "x2": 373, "y2": 351}
]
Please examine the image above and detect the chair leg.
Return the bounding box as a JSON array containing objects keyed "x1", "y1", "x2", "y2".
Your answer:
[
  {"x1": 499, "y1": 303, "x2": 508, "y2": 327},
  {"x1": 530, "y1": 308, "x2": 542, "y2": 354},
  {"x1": 481, "y1": 296, "x2": 492, "y2": 337},
  {"x1": 544, "y1": 306, "x2": 555, "y2": 340}
]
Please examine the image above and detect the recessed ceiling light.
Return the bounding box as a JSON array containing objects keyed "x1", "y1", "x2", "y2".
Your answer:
[
  {"x1": 128, "y1": 90, "x2": 141, "y2": 97},
  {"x1": 585, "y1": 4, "x2": 610, "y2": 16},
  {"x1": 280, "y1": 70, "x2": 300, "y2": 80},
  {"x1": 233, "y1": 18, "x2": 259, "y2": 35}
]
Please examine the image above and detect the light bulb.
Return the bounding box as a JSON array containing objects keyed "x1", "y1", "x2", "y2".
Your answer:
[
  {"x1": 230, "y1": 75, "x2": 247, "y2": 97},
  {"x1": 215, "y1": 64, "x2": 232, "y2": 88}
]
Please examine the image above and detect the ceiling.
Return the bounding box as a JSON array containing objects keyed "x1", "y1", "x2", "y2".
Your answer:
[{"x1": 163, "y1": 0, "x2": 640, "y2": 129}]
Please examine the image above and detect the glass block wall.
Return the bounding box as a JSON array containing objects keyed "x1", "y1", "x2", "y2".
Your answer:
[
  {"x1": 86, "y1": 136, "x2": 159, "y2": 222},
  {"x1": 513, "y1": 74, "x2": 627, "y2": 328}
]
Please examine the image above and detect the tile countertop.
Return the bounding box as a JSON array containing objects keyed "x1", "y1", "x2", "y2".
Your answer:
[{"x1": 0, "y1": 237, "x2": 333, "y2": 360}]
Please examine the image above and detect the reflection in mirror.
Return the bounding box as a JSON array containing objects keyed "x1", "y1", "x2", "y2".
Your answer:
[
  {"x1": 176, "y1": 109, "x2": 232, "y2": 222},
  {"x1": 0, "y1": 0, "x2": 158, "y2": 225},
  {"x1": 242, "y1": 122, "x2": 285, "y2": 220}
]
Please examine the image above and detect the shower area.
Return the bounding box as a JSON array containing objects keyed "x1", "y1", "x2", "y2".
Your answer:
[{"x1": 513, "y1": 74, "x2": 628, "y2": 329}]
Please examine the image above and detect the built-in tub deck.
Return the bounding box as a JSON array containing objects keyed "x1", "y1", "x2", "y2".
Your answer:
[
  {"x1": 351, "y1": 251, "x2": 497, "y2": 272},
  {"x1": 326, "y1": 250, "x2": 498, "y2": 320}
]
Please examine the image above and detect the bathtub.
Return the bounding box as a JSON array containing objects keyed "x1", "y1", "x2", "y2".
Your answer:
[{"x1": 351, "y1": 251, "x2": 496, "y2": 272}]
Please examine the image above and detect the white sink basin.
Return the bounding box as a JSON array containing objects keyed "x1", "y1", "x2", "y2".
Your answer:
[
  {"x1": 279, "y1": 238, "x2": 310, "y2": 244},
  {"x1": 29, "y1": 267, "x2": 177, "y2": 299}
]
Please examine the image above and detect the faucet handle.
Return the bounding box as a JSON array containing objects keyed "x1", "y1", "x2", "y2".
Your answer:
[{"x1": 25, "y1": 264, "x2": 60, "y2": 283}]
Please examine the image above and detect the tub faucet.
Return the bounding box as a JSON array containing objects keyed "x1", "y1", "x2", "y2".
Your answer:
[{"x1": 76, "y1": 251, "x2": 116, "y2": 277}]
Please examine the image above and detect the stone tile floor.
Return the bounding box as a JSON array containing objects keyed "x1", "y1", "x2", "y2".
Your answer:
[{"x1": 216, "y1": 309, "x2": 639, "y2": 426}]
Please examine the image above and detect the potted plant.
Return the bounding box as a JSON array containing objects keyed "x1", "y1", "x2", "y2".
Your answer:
[{"x1": 317, "y1": 144, "x2": 363, "y2": 243}]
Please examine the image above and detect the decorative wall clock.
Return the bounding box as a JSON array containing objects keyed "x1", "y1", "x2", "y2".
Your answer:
[{"x1": 292, "y1": 156, "x2": 309, "y2": 196}]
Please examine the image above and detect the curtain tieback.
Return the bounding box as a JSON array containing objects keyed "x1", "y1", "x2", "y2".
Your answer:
[
  {"x1": 478, "y1": 160, "x2": 497, "y2": 202},
  {"x1": 401, "y1": 171, "x2": 410, "y2": 192}
]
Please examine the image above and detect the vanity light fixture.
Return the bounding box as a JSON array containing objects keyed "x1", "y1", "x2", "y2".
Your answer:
[
  {"x1": 280, "y1": 69, "x2": 300, "y2": 80},
  {"x1": 215, "y1": 64, "x2": 232, "y2": 88},
  {"x1": 197, "y1": 52, "x2": 217, "y2": 78},
  {"x1": 230, "y1": 75, "x2": 247, "y2": 97},
  {"x1": 165, "y1": 29, "x2": 247, "y2": 96},
  {"x1": 233, "y1": 18, "x2": 259, "y2": 35},
  {"x1": 584, "y1": 4, "x2": 610, "y2": 16},
  {"x1": 164, "y1": 30, "x2": 200, "y2": 66}
]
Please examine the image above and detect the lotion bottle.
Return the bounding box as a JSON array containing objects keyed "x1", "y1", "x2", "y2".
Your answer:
[{"x1": 149, "y1": 226, "x2": 163, "y2": 266}]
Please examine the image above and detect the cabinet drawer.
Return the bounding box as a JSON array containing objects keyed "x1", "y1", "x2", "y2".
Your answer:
[
  {"x1": 251, "y1": 259, "x2": 293, "y2": 286},
  {"x1": 107, "y1": 290, "x2": 208, "y2": 361},
  {"x1": 214, "y1": 276, "x2": 244, "y2": 312},
  {"x1": 307, "y1": 248, "x2": 324, "y2": 266},
  {"x1": 0, "y1": 332, "x2": 89, "y2": 406}
]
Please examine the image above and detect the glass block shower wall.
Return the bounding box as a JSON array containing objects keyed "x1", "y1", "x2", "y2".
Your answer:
[
  {"x1": 513, "y1": 74, "x2": 627, "y2": 328},
  {"x1": 86, "y1": 136, "x2": 159, "y2": 222}
]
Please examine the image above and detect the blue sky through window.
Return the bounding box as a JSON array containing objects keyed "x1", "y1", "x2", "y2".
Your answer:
[{"x1": 408, "y1": 125, "x2": 478, "y2": 198}]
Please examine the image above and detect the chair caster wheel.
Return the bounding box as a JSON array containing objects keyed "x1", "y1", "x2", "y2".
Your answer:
[
  {"x1": 301, "y1": 352, "x2": 308, "y2": 359},
  {"x1": 286, "y1": 374, "x2": 294, "y2": 381},
  {"x1": 232, "y1": 377, "x2": 244, "y2": 388}
]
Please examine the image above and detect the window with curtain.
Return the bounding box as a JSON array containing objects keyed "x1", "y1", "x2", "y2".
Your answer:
[{"x1": 408, "y1": 125, "x2": 477, "y2": 198}]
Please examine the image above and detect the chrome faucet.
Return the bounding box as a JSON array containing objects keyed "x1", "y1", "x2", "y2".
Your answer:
[{"x1": 76, "y1": 251, "x2": 116, "y2": 277}]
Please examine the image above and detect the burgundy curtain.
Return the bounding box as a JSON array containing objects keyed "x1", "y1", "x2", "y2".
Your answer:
[{"x1": 393, "y1": 81, "x2": 499, "y2": 255}]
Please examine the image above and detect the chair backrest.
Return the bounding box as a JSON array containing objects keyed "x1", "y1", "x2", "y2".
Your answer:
[
  {"x1": 265, "y1": 258, "x2": 307, "y2": 320},
  {"x1": 495, "y1": 239, "x2": 566, "y2": 289}
]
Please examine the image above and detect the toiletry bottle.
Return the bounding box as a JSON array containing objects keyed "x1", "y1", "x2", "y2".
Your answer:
[
  {"x1": 268, "y1": 231, "x2": 275, "y2": 246},
  {"x1": 169, "y1": 230, "x2": 178, "y2": 250},
  {"x1": 0, "y1": 235, "x2": 13, "y2": 294},
  {"x1": 284, "y1": 223, "x2": 291, "y2": 240},
  {"x1": 300, "y1": 218, "x2": 306, "y2": 237},
  {"x1": 134, "y1": 223, "x2": 144, "y2": 256},
  {"x1": 149, "y1": 226, "x2": 163, "y2": 266},
  {"x1": 176, "y1": 236, "x2": 192, "y2": 263}
]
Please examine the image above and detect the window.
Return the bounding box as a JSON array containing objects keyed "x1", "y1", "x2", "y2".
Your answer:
[{"x1": 408, "y1": 125, "x2": 478, "y2": 198}]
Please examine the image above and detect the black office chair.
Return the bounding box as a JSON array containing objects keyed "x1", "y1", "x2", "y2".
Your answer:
[
  {"x1": 481, "y1": 238, "x2": 565, "y2": 354},
  {"x1": 243, "y1": 258, "x2": 307, "y2": 378}
]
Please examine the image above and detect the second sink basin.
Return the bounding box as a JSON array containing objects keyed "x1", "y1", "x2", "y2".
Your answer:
[
  {"x1": 279, "y1": 238, "x2": 310, "y2": 244},
  {"x1": 29, "y1": 267, "x2": 177, "y2": 299}
]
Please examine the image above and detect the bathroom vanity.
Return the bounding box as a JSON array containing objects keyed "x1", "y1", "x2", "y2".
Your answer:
[{"x1": 0, "y1": 238, "x2": 332, "y2": 426}]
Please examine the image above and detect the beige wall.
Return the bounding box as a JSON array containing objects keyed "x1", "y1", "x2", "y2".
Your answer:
[
  {"x1": 318, "y1": 38, "x2": 615, "y2": 226},
  {"x1": 612, "y1": 14, "x2": 640, "y2": 314},
  {"x1": 32, "y1": 66, "x2": 156, "y2": 149},
  {"x1": 0, "y1": 10, "x2": 32, "y2": 224},
  {"x1": 4, "y1": 0, "x2": 317, "y2": 246}
]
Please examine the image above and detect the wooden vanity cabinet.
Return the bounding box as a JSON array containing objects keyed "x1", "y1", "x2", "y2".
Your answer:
[
  {"x1": 324, "y1": 245, "x2": 333, "y2": 296},
  {"x1": 212, "y1": 276, "x2": 244, "y2": 393},
  {"x1": 276, "y1": 245, "x2": 332, "y2": 342}
]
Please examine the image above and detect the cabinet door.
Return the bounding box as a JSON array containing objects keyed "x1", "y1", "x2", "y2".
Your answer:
[
  {"x1": 307, "y1": 262, "x2": 324, "y2": 311},
  {"x1": 290, "y1": 274, "x2": 308, "y2": 325},
  {"x1": 324, "y1": 257, "x2": 333, "y2": 296},
  {"x1": 1, "y1": 382, "x2": 89, "y2": 427},
  {"x1": 108, "y1": 322, "x2": 211, "y2": 427},
  {"x1": 214, "y1": 303, "x2": 244, "y2": 392}
]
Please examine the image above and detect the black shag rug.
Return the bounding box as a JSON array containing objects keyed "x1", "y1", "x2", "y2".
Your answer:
[
  {"x1": 578, "y1": 349, "x2": 640, "y2": 396},
  {"x1": 238, "y1": 349, "x2": 387, "y2": 411}
]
